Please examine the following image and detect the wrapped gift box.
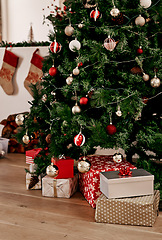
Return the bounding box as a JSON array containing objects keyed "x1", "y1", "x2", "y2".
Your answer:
[
  {"x1": 0, "y1": 137, "x2": 9, "y2": 154},
  {"x1": 100, "y1": 169, "x2": 154, "y2": 199},
  {"x1": 25, "y1": 148, "x2": 42, "y2": 164},
  {"x1": 95, "y1": 190, "x2": 160, "y2": 226},
  {"x1": 26, "y1": 172, "x2": 41, "y2": 190},
  {"x1": 79, "y1": 155, "x2": 136, "y2": 208},
  {"x1": 42, "y1": 174, "x2": 78, "y2": 198},
  {"x1": 54, "y1": 157, "x2": 74, "y2": 179}
]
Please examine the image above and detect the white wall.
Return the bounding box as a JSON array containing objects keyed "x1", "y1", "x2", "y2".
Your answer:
[
  {"x1": 0, "y1": 46, "x2": 49, "y2": 134},
  {"x1": 1, "y1": 0, "x2": 59, "y2": 42}
]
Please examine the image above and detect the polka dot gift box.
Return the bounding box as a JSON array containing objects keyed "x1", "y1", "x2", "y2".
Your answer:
[{"x1": 95, "y1": 190, "x2": 160, "y2": 227}]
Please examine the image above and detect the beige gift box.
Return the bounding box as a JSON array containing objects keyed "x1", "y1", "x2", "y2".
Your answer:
[
  {"x1": 100, "y1": 169, "x2": 154, "y2": 199},
  {"x1": 95, "y1": 190, "x2": 160, "y2": 226},
  {"x1": 42, "y1": 174, "x2": 78, "y2": 198},
  {"x1": 26, "y1": 172, "x2": 41, "y2": 190}
]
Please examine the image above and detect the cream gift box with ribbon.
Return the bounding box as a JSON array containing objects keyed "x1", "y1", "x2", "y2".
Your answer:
[{"x1": 42, "y1": 174, "x2": 78, "y2": 198}]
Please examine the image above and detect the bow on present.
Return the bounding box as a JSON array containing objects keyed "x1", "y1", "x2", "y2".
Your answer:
[{"x1": 118, "y1": 167, "x2": 132, "y2": 176}]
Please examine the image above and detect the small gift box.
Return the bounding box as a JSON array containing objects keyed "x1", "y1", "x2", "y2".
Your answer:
[
  {"x1": 42, "y1": 174, "x2": 78, "y2": 198},
  {"x1": 51, "y1": 156, "x2": 74, "y2": 179},
  {"x1": 0, "y1": 137, "x2": 9, "y2": 154},
  {"x1": 95, "y1": 190, "x2": 160, "y2": 227},
  {"x1": 79, "y1": 155, "x2": 136, "y2": 208},
  {"x1": 26, "y1": 172, "x2": 41, "y2": 190},
  {"x1": 25, "y1": 148, "x2": 42, "y2": 164},
  {"x1": 100, "y1": 168, "x2": 154, "y2": 199}
]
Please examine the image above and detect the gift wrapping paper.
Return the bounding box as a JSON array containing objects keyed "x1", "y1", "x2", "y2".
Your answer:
[
  {"x1": 26, "y1": 172, "x2": 41, "y2": 190},
  {"x1": 79, "y1": 155, "x2": 136, "y2": 208},
  {"x1": 95, "y1": 190, "x2": 160, "y2": 226},
  {"x1": 25, "y1": 148, "x2": 42, "y2": 164},
  {"x1": 42, "y1": 174, "x2": 78, "y2": 198},
  {"x1": 53, "y1": 157, "x2": 74, "y2": 179}
]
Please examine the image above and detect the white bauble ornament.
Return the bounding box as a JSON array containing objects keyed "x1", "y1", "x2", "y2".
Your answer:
[
  {"x1": 69, "y1": 38, "x2": 81, "y2": 52},
  {"x1": 46, "y1": 163, "x2": 59, "y2": 178},
  {"x1": 135, "y1": 15, "x2": 145, "y2": 26},
  {"x1": 140, "y1": 0, "x2": 152, "y2": 8},
  {"x1": 72, "y1": 103, "x2": 81, "y2": 114},
  {"x1": 22, "y1": 134, "x2": 30, "y2": 144},
  {"x1": 110, "y1": 6, "x2": 120, "y2": 17},
  {"x1": 66, "y1": 75, "x2": 73, "y2": 85},
  {"x1": 77, "y1": 157, "x2": 91, "y2": 173},
  {"x1": 65, "y1": 25, "x2": 74, "y2": 36},
  {"x1": 143, "y1": 73, "x2": 150, "y2": 81},
  {"x1": 150, "y1": 75, "x2": 161, "y2": 87},
  {"x1": 73, "y1": 67, "x2": 80, "y2": 75},
  {"x1": 15, "y1": 114, "x2": 24, "y2": 126}
]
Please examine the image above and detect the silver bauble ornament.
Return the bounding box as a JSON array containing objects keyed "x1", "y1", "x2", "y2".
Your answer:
[
  {"x1": 66, "y1": 75, "x2": 73, "y2": 85},
  {"x1": 69, "y1": 38, "x2": 81, "y2": 52},
  {"x1": 140, "y1": 0, "x2": 152, "y2": 8},
  {"x1": 73, "y1": 67, "x2": 80, "y2": 75},
  {"x1": 72, "y1": 103, "x2": 81, "y2": 114},
  {"x1": 22, "y1": 134, "x2": 30, "y2": 144},
  {"x1": 113, "y1": 153, "x2": 123, "y2": 163},
  {"x1": 110, "y1": 6, "x2": 120, "y2": 17},
  {"x1": 42, "y1": 94, "x2": 47, "y2": 102},
  {"x1": 64, "y1": 25, "x2": 74, "y2": 36},
  {"x1": 15, "y1": 114, "x2": 24, "y2": 126},
  {"x1": 104, "y1": 36, "x2": 116, "y2": 51},
  {"x1": 78, "y1": 23, "x2": 84, "y2": 28},
  {"x1": 46, "y1": 163, "x2": 59, "y2": 178},
  {"x1": 77, "y1": 157, "x2": 91, "y2": 173},
  {"x1": 116, "y1": 105, "x2": 122, "y2": 117},
  {"x1": 135, "y1": 15, "x2": 145, "y2": 26},
  {"x1": 0, "y1": 150, "x2": 5, "y2": 158},
  {"x1": 150, "y1": 76, "x2": 161, "y2": 88},
  {"x1": 143, "y1": 73, "x2": 150, "y2": 81}
]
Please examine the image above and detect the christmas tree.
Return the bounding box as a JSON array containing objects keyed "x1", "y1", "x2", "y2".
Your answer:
[{"x1": 16, "y1": 0, "x2": 161, "y2": 184}]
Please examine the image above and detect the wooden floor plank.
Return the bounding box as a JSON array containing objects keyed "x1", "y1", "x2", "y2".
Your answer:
[{"x1": 0, "y1": 153, "x2": 162, "y2": 240}]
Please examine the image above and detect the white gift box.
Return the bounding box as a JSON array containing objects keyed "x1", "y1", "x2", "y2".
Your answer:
[
  {"x1": 26, "y1": 172, "x2": 41, "y2": 190},
  {"x1": 0, "y1": 137, "x2": 9, "y2": 154},
  {"x1": 100, "y1": 169, "x2": 154, "y2": 199},
  {"x1": 42, "y1": 174, "x2": 78, "y2": 198}
]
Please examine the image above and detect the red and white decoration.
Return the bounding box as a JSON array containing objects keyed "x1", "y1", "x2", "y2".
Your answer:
[
  {"x1": 79, "y1": 155, "x2": 136, "y2": 208},
  {"x1": 90, "y1": 7, "x2": 101, "y2": 21},
  {"x1": 25, "y1": 148, "x2": 42, "y2": 164},
  {"x1": 50, "y1": 40, "x2": 62, "y2": 53},
  {"x1": 74, "y1": 132, "x2": 85, "y2": 147}
]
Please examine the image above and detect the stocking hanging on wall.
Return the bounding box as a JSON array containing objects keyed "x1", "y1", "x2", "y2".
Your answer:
[
  {"x1": 24, "y1": 49, "x2": 44, "y2": 96},
  {"x1": 0, "y1": 49, "x2": 19, "y2": 95}
]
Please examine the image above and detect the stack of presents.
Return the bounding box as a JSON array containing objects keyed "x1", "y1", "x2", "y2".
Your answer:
[{"x1": 25, "y1": 149, "x2": 160, "y2": 227}]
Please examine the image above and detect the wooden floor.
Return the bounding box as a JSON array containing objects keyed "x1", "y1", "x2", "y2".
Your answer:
[{"x1": 0, "y1": 153, "x2": 162, "y2": 240}]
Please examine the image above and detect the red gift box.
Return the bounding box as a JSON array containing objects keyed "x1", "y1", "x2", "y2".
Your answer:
[
  {"x1": 25, "y1": 148, "x2": 42, "y2": 164},
  {"x1": 79, "y1": 155, "x2": 137, "y2": 208},
  {"x1": 52, "y1": 156, "x2": 74, "y2": 179}
]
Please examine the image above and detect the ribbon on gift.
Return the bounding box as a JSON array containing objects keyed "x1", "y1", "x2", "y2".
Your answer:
[{"x1": 118, "y1": 167, "x2": 132, "y2": 176}]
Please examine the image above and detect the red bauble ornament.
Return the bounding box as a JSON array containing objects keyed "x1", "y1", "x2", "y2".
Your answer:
[
  {"x1": 78, "y1": 62, "x2": 83, "y2": 67},
  {"x1": 74, "y1": 133, "x2": 85, "y2": 146},
  {"x1": 49, "y1": 66, "x2": 57, "y2": 76},
  {"x1": 137, "y1": 47, "x2": 143, "y2": 54},
  {"x1": 106, "y1": 124, "x2": 117, "y2": 135},
  {"x1": 50, "y1": 41, "x2": 62, "y2": 53},
  {"x1": 90, "y1": 8, "x2": 101, "y2": 21},
  {"x1": 80, "y1": 97, "x2": 88, "y2": 105}
]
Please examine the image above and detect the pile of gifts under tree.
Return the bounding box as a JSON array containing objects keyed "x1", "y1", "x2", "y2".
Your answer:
[{"x1": 26, "y1": 149, "x2": 160, "y2": 227}]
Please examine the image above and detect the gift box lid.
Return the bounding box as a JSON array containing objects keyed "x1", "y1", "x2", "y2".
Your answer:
[{"x1": 101, "y1": 169, "x2": 154, "y2": 183}]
